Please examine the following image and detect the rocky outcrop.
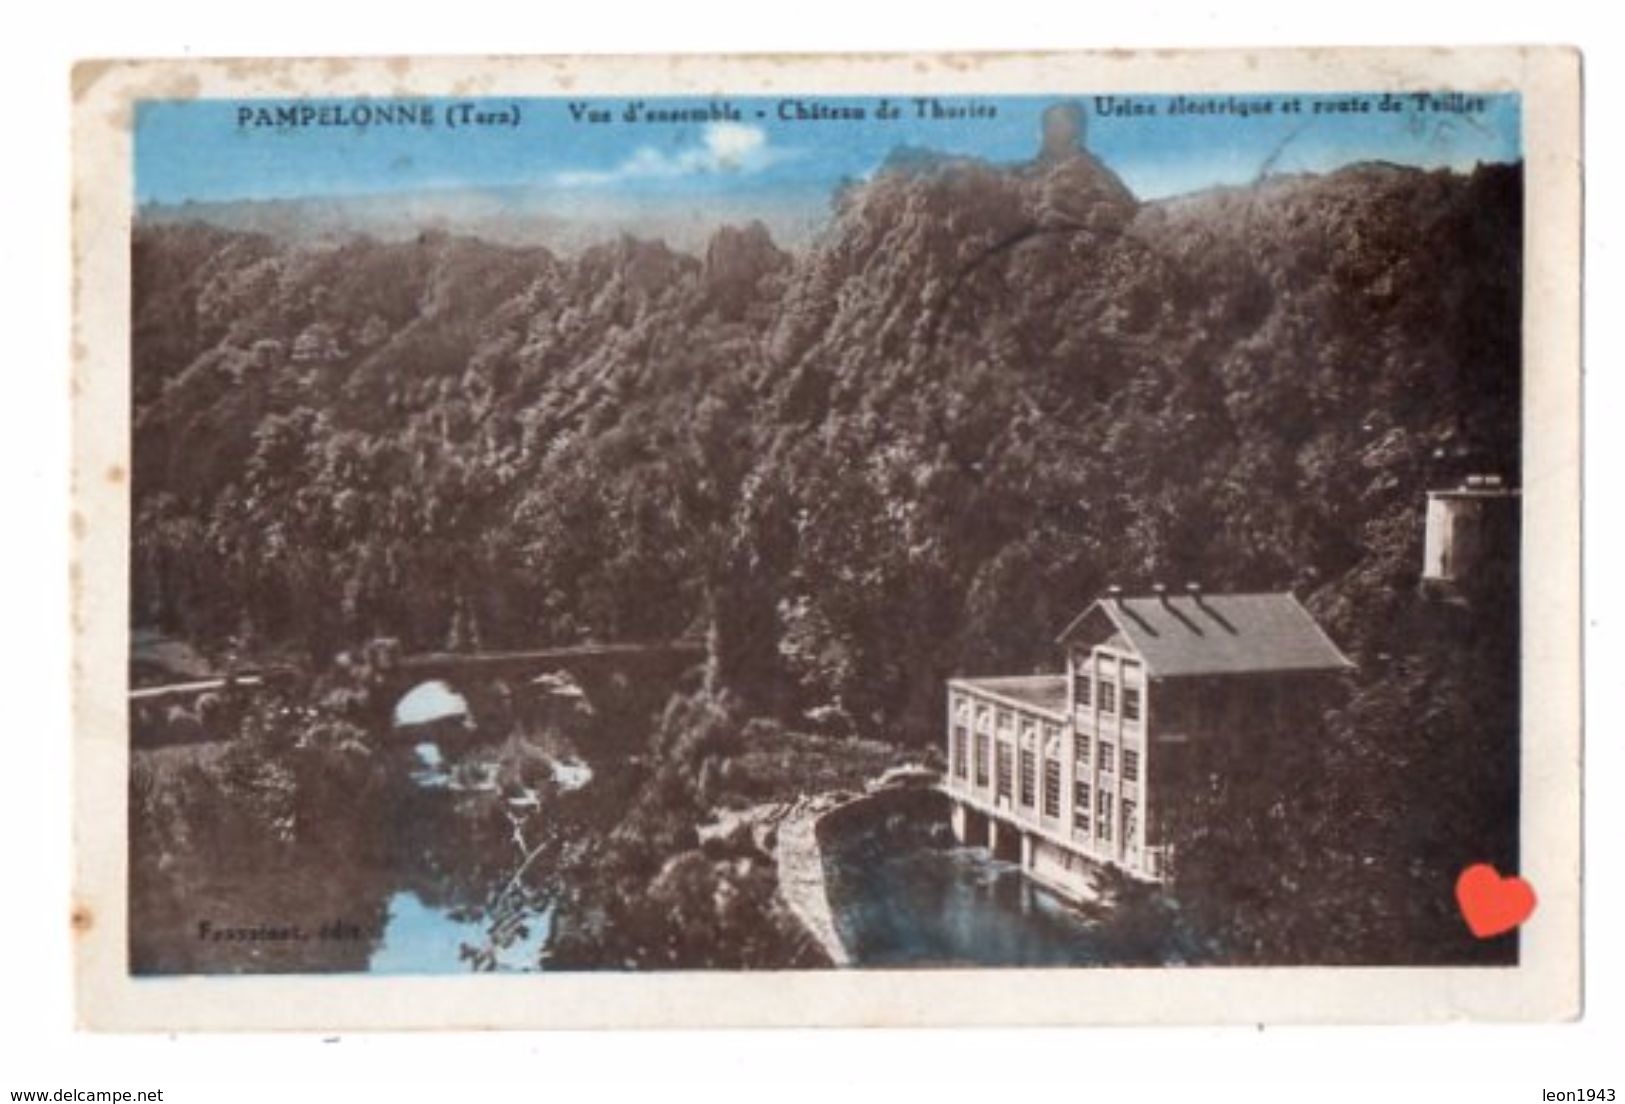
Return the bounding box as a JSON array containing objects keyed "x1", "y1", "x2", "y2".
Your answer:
[
  {"x1": 702, "y1": 220, "x2": 789, "y2": 317},
  {"x1": 1027, "y1": 151, "x2": 1138, "y2": 236}
]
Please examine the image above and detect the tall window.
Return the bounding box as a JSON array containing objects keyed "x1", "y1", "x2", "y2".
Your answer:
[
  {"x1": 974, "y1": 731, "x2": 989, "y2": 787},
  {"x1": 1098, "y1": 741, "x2": 1116, "y2": 775},
  {"x1": 1019, "y1": 748, "x2": 1036, "y2": 807},
  {"x1": 1123, "y1": 799, "x2": 1140, "y2": 850},
  {"x1": 1123, "y1": 686, "x2": 1142, "y2": 722},
  {"x1": 1074, "y1": 732, "x2": 1090, "y2": 769},
  {"x1": 1043, "y1": 759, "x2": 1062, "y2": 818},
  {"x1": 1122, "y1": 747, "x2": 1140, "y2": 783},
  {"x1": 1099, "y1": 681, "x2": 1117, "y2": 715},
  {"x1": 1097, "y1": 790, "x2": 1114, "y2": 842},
  {"x1": 952, "y1": 726, "x2": 968, "y2": 779},
  {"x1": 1072, "y1": 782, "x2": 1091, "y2": 831},
  {"x1": 1074, "y1": 671, "x2": 1092, "y2": 708},
  {"x1": 996, "y1": 742, "x2": 1013, "y2": 801},
  {"x1": 997, "y1": 709, "x2": 1013, "y2": 732}
]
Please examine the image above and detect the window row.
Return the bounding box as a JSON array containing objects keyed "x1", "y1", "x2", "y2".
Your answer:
[
  {"x1": 1004, "y1": 749, "x2": 1062, "y2": 819},
  {"x1": 961, "y1": 747, "x2": 1147, "y2": 856},
  {"x1": 1072, "y1": 675, "x2": 1142, "y2": 721},
  {"x1": 952, "y1": 696, "x2": 1064, "y2": 740},
  {"x1": 964, "y1": 731, "x2": 1142, "y2": 806},
  {"x1": 1071, "y1": 737, "x2": 1142, "y2": 782},
  {"x1": 1065, "y1": 789, "x2": 1144, "y2": 852},
  {"x1": 966, "y1": 731, "x2": 1143, "y2": 783},
  {"x1": 958, "y1": 729, "x2": 1147, "y2": 856}
]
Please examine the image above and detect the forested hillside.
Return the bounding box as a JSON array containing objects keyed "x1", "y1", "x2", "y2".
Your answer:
[{"x1": 131, "y1": 142, "x2": 1523, "y2": 964}]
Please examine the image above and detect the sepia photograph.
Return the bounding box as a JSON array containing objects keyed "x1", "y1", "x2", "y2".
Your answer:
[{"x1": 69, "y1": 48, "x2": 1582, "y2": 1027}]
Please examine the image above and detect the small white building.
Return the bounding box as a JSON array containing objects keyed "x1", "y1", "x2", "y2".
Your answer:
[
  {"x1": 945, "y1": 588, "x2": 1353, "y2": 900},
  {"x1": 1422, "y1": 475, "x2": 1520, "y2": 592}
]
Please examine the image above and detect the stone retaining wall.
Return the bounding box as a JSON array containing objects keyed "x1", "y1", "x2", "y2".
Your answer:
[
  {"x1": 774, "y1": 784, "x2": 947, "y2": 968},
  {"x1": 774, "y1": 794, "x2": 852, "y2": 967}
]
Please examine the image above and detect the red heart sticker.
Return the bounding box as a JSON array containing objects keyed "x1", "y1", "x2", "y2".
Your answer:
[{"x1": 1456, "y1": 863, "x2": 1537, "y2": 938}]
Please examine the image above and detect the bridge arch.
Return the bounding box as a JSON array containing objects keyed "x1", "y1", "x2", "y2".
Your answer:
[
  {"x1": 130, "y1": 640, "x2": 707, "y2": 750},
  {"x1": 391, "y1": 679, "x2": 471, "y2": 729}
]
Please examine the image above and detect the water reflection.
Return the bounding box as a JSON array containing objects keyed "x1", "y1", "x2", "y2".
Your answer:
[
  {"x1": 822, "y1": 796, "x2": 1123, "y2": 969},
  {"x1": 410, "y1": 741, "x2": 452, "y2": 789},
  {"x1": 827, "y1": 842, "x2": 1109, "y2": 968},
  {"x1": 551, "y1": 756, "x2": 593, "y2": 791},
  {"x1": 130, "y1": 729, "x2": 581, "y2": 976},
  {"x1": 408, "y1": 738, "x2": 590, "y2": 798},
  {"x1": 370, "y1": 889, "x2": 551, "y2": 974}
]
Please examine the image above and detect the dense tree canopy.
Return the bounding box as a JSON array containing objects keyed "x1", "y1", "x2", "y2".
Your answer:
[{"x1": 132, "y1": 145, "x2": 1523, "y2": 964}]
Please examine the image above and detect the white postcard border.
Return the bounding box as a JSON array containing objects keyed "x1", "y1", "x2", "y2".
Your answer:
[{"x1": 71, "y1": 46, "x2": 1582, "y2": 1029}]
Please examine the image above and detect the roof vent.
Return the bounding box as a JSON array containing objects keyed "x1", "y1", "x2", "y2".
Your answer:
[
  {"x1": 1186, "y1": 581, "x2": 1204, "y2": 604},
  {"x1": 1153, "y1": 583, "x2": 1170, "y2": 606},
  {"x1": 1107, "y1": 584, "x2": 1124, "y2": 604}
]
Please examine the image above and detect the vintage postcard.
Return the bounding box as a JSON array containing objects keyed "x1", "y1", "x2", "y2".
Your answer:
[{"x1": 71, "y1": 47, "x2": 1582, "y2": 1029}]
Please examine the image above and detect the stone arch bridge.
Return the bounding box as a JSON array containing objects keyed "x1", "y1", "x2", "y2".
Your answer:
[{"x1": 128, "y1": 640, "x2": 707, "y2": 749}]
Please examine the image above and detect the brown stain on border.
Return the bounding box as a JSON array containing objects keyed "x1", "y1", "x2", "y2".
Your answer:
[{"x1": 70, "y1": 60, "x2": 118, "y2": 103}]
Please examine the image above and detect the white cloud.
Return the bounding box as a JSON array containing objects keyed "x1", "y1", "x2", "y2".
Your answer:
[
  {"x1": 554, "y1": 123, "x2": 778, "y2": 188},
  {"x1": 703, "y1": 123, "x2": 766, "y2": 167}
]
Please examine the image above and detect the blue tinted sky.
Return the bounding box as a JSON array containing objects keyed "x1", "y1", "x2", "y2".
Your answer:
[{"x1": 135, "y1": 92, "x2": 1520, "y2": 207}]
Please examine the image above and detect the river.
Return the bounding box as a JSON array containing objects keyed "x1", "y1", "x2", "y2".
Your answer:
[
  {"x1": 821, "y1": 791, "x2": 1186, "y2": 968},
  {"x1": 828, "y1": 845, "x2": 1110, "y2": 967},
  {"x1": 128, "y1": 677, "x2": 601, "y2": 977},
  {"x1": 131, "y1": 679, "x2": 1170, "y2": 974}
]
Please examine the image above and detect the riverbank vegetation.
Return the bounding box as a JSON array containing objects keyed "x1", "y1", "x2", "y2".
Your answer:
[
  {"x1": 129, "y1": 661, "x2": 400, "y2": 972},
  {"x1": 131, "y1": 140, "x2": 1522, "y2": 967},
  {"x1": 547, "y1": 689, "x2": 914, "y2": 969}
]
